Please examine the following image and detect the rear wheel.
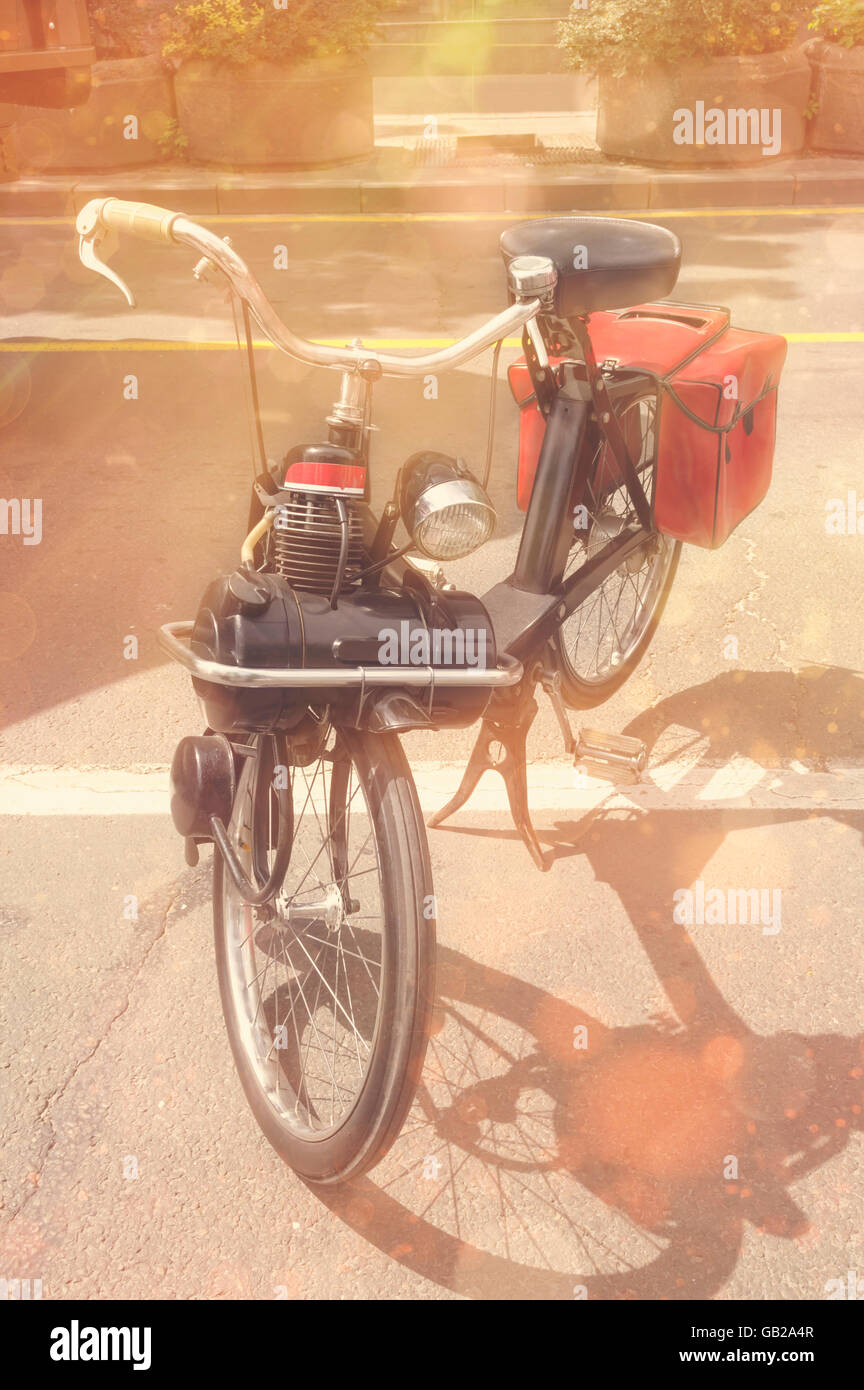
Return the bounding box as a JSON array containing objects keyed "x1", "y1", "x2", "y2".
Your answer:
[
  {"x1": 553, "y1": 389, "x2": 681, "y2": 709},
  {"x1": 213, "y1": 725, "x2": 435, "y2": 1184}
]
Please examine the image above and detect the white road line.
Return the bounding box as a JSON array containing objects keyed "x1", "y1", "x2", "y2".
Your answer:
[{"x1": 0, "y1": 760, "x2": 861, "y2": 816}]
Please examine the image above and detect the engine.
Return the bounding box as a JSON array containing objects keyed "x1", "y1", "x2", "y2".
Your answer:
[
  {"x1": 262, "y1": 442, "x2": 369, "y2": 596},
  {"x1": 270, "y1": 493, "x2": 365, "y2": 594},
  {"x1": 190, "y1": 570, "x2": 496, "y2": 736},
  {"x1": 186, "y1": 440, "x2": 499, "y2": 737}
]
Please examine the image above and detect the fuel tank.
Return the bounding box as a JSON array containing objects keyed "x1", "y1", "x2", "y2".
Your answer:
[{"x1": 190, "y1": 569, "x2": 497, "y2": 735}]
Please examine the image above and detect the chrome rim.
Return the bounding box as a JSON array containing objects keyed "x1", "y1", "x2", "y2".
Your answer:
[
  {"x1": 559, "y1": 396, "x2": 677, "y2": 686},
  {"x1": 221, "y1": 731, "x2": 386, "y2": 1140}
]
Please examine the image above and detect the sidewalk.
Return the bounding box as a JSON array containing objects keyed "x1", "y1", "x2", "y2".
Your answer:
[{"x1": 2, "y1": 109, "x2": 863, "y2": 216}]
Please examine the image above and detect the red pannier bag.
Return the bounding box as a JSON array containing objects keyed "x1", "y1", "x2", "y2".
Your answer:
[
  {"x1": 653, "y1": 326, "x2": 787, "y2": 547},
  {"x1": 507, "y1": 303, "x2": 787, "y2": 548}
]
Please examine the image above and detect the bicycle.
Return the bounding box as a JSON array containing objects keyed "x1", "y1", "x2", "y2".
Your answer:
[{"x1": 76, "y1": 199, "x2": 786, "y2": 1183}]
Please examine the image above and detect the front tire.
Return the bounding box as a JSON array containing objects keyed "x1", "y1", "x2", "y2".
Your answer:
[{"x1": 213, "y1": 726, "x2": 435, "y2": 1185}]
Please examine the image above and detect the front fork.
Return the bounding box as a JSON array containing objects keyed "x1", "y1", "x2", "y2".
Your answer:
[{"x1": 328, "y1": 741, "x2": 361, "y2": 915}]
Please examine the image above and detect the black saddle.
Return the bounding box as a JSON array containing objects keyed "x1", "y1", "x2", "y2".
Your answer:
[{"x1": 500, "y1": 216, "x2": 681, "y2": 318}]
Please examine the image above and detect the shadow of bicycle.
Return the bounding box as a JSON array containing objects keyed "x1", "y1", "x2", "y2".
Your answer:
[{"x1": 309, "y1": 666, "x2": 864, "y2": 1298}]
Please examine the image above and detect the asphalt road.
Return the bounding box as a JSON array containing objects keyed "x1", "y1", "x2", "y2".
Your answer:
[{"x1": 0, "y1": 207, "x2": 862, "y2": 1300}]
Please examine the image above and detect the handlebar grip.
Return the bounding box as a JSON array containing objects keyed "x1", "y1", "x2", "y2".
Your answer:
[{"x1": 79, "y1": 197, "x2": 180, "y2": 243}]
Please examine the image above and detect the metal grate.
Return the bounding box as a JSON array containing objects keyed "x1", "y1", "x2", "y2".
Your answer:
[{"x1": 413, "y1": 137, "x2": 602, "y2": 167}]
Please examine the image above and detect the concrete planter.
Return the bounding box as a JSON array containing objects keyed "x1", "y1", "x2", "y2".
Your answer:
[
  {"x1": 173, "y1": 57, "x2": 373, "y2": 168},
  {"x1": 806, "y1": 40, "x2": 864, "y2": 154},
  {"x1": 596, "y1": 49, "x2": 812, "y2": 164},
  {"x1": 11, "y1": 56, "x2": 175, "y2": 173}
]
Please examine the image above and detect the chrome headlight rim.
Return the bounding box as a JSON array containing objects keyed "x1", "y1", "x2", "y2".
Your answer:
[
  {"x1": 400, "y1": 452, "x2": 497, "y2": 562},
  {"x1": 413, "y1": 479, "x2": 495, "y2": 528}
]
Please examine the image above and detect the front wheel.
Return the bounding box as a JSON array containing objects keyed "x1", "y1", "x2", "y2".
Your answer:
[
  {"x1": 213, "y1": 725, "x2": 435, "y2": 1185},
  {"x1": 553, "y1": 389, "x2": 681, "y2": 709}
]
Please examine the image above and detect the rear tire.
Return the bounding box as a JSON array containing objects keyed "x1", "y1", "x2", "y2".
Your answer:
[
  {"x1": 553, "y1": 388, "x2": 681, "y2": 709},
  {"x1": 213, "y1": 726, "x2": 435, "y2": 1185}
]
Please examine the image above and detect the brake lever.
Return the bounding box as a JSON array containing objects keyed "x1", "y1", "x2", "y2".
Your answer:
[{"x1": 77, "y1": 223, "x2": 136, "y2": 308}]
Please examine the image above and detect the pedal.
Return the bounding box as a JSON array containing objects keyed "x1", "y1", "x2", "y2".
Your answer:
[{"x1": 574, "y1": 727, "x2": 647, "y2": 783}]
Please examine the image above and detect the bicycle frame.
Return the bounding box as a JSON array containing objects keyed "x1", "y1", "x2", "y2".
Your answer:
[
  {"x1": 485, "y1": 366, "x2": 655, "y2": 661},
  {"x1": 76, "y1": 196, "x2": 662, "y2": 870}
]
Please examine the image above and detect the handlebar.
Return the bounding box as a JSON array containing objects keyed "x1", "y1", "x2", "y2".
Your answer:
[
  {"x1": 75, "y1": 196, "x2": 543, "y2": 379},
  {"x1": 80, "y1": 197, "x2": 181, "y2": 243}
]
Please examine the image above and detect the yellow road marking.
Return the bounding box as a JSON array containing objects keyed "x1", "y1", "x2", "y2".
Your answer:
[
  {"x1": 1, "y1": 332, "x2": 862, "y2": 353},
  {"x1": 205, "y1": 205, "x2": 864, "y2": 225},
  {"x1": 3, "y1": 205, "x2": 864, "y2": 227},
  {"x1": 784, "y1": 332, "x2": 864, "y2": 342}
]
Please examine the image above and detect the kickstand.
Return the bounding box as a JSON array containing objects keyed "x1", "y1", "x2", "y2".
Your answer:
[
  {"x1": 428, "y1": 683, "x2": 548, "y2": 871},
  {"x1": 428, "y1": 650, "x2": 650, "y2": 869}
]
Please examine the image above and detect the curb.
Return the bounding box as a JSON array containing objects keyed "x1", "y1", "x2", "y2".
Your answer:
[{"x1": 2, "y1": 158, "x2": 864, "y2": 218}]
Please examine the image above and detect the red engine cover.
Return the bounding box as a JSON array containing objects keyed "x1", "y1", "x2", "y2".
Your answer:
[{"x1": 283, "y1": 460, "x2": 366, "y2": 495}]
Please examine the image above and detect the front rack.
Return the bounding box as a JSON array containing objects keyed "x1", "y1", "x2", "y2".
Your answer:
[{"x1": 157, "y1": 621, "x2": 524, "y2": 690}]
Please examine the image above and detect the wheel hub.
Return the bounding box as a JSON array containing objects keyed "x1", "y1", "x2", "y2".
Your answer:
[
  {"x1": 275, "y1": 881, "x2": 345, "y2": 932},
  {"x1": 589, "y1": 507, "x2": 647, "y2": 573}
]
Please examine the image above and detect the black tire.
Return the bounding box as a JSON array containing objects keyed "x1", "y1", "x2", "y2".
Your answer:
[
  {"x1": 553, "y1": 388, "x2": 682, "y2": 709},
  {"x1": 213, "y1": 726, "x2": 435, "y2": 1185}
]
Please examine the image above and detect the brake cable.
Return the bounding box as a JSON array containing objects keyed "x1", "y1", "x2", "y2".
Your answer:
[
  {"x1": 482, "y1": 338, "x2": 503, "y2": 491},
  {"x1": 230, "y1": 288, "x2": 268, "y2": 482}
]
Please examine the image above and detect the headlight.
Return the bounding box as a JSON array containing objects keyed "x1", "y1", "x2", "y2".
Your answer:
[{"x1": 400, "y1": 451, "x2": 496, "y2": 561}]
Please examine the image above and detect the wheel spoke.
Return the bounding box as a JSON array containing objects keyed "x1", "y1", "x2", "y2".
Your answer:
[
  {"x1": 219, "y1": 728, "x2": 393, "y2": 1141},
  {"x1": 283, "y1": 920, "x2": 372, "y2": 1052},
  {"x1": 558, "y1": 395, "x2": 675, "y2": 686}
]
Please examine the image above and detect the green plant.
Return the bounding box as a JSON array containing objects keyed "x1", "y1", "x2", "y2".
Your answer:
[
  {"x1": 86, "y1": 0, "x2": 167, "y2": 58},
  {"x1": 803, "y1": 92, "x2": 821, "y2": 120},
  {"x1": 809, "y1": 0, "x2": 864, "y2": 48},
  {"x1": 558, "y1": 0, "x2": 799, "y2": 76},
  {"x1": 163, "y1": 0, "x2": 390, "y2": 65},
  {"x1": 156, "y1": 117, "x2": 190, "y2": 159}
]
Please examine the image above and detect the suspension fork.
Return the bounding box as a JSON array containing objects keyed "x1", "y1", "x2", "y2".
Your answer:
[
  {"x1": 328, "y1": 739, "x2": 361, "y2": 916},
  {"x1": 327, "y1": 363, "x2": 379, "y2": 463}
]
